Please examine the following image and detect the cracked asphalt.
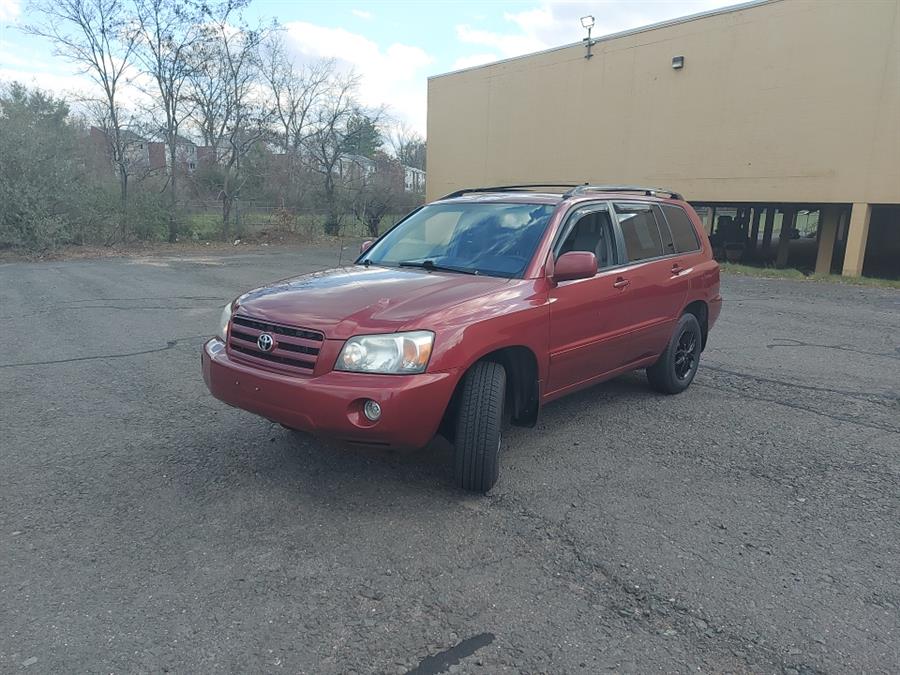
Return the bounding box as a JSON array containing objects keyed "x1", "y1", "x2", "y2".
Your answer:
[{"x1": 1, "y1": 246, "x2": 898, "y2": 674}]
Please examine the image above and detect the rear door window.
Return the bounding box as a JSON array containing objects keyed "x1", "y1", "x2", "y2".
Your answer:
[
  {"x1": 660, "y1": 204, "x2": 701, "y2": 253},
  {"x1": 614, "y1": 202, "x2": 665, "y2": 262},
  {"x1": 654, "y1": 205, "x2": 676, "y2": 256}
]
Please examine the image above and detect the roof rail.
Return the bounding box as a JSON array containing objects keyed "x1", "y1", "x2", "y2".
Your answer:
[
  {"x1": 439, "y1": 184, "x2": 580, "y2": 200},
  {"x1": 562, "y1": 184, "x2": 684, "y2": 200}
]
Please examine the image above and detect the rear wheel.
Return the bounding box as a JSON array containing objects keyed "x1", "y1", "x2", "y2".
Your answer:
[
  {"x1": 647, "y1": 313, "x2": 702, "y2": 394},
  {"x1": 454, "y1": 361, "x2": 506, "y2": 493}
]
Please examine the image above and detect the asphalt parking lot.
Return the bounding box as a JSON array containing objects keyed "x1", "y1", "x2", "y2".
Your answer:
[{"x1": 2, "y1": 245, "x2": 898, "y2": 674}]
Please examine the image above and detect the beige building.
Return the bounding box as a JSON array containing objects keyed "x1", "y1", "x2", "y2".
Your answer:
[{"x1": 426, "y1": 0, "x2": 900, "y2": 278}]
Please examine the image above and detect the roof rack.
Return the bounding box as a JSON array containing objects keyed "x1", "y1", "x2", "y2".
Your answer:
[
  {"x1": 439, "y1": 184, "x2": 580, "y2": 200},
  {"x1": 562, "y1": 184, "x2": 684, "y2": 200},
  {"x1": 439, "y1": 184, "x2": 684, "y2": 201}
]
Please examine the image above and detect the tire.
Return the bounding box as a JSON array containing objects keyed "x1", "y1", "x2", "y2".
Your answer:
[
  {"x1": 454, "y1": 361, "x2": 506, "y2": 493},
  {"x1": 647, "y1": 313, "x2": 702, "y2": 394}
]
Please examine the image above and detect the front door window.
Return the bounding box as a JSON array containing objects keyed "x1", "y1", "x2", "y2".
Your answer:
[{"x1": 556, "y1": 205, "x2": 617, "y2": 269}]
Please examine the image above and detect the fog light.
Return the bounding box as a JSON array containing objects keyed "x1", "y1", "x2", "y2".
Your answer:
[{"x1": 363, "y1": 399, "x2": 382, "y2": 422}]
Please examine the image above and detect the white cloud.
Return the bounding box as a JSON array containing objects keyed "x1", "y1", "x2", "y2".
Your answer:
[
  {"x1": 451, "y1": 53, "x2": 500, "y2": 71},
  {"x1": 283, "y1": 21, "x2": 432, "y2": 135},
  {"x1": 0, "y1": 0, "x2": 21, "y2": 22},
  {"x1": 453, "y1": 0, "x2": 741, "y2": 69},
  {"x1": 502, "y1": 0, "x2": 740, "y2": 47},
  {"x1": 0, "y1": 39, "x2": 155, "y2": 115},
  {"x1": 0, "y1": 67, "x2": 87, "y2": 93},
  {"x1": 351, "y1": 9, "x2": 372, "y2": 20},
  {"x1": 455, "y1": 24, "x2": 544, "y2": 59},
  {"x1": 0, "y1": 38, "x2": 89, "y2": 92},
  {"x1": 503, "y1": 6, "x2": 556, "y2": 41},
  {"x1": 0, "y1": 63, "x2": 155, "y2": 116},
  {"x1": 0, "y1": 47, "x2": 49, "y2": 69}
]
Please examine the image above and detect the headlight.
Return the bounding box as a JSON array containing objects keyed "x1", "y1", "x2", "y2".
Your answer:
[
  {"x1": 336, "y1": 331, "x2": 434, "y2": 374},
  {"x1": 216, "y1": 302, "x2": 233, "y2": 341}
]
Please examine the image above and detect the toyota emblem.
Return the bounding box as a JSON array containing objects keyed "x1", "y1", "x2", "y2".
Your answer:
[{"x1": 257, "y1": 333, "x2": 275, "y2": 352}]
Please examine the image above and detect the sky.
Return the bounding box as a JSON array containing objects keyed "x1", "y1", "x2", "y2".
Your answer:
[{"x1": 0, "y1": 0, "x2": 743, "y2": 136}]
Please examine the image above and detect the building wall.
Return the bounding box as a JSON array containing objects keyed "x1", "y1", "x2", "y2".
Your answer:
[
  {"x1": 147, "y1": 142, "x2": 166, "y2": 171},
  {"x1": 426, "y1": 0, "x2": 900, "y2": 205}
]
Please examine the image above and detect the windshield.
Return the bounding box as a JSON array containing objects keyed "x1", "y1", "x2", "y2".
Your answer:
[{"x1": 359, "y1": 202, "x2": 556, "y2": 278}]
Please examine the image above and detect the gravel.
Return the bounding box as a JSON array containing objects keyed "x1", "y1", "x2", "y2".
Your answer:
[{"x1": 1, "y1": 246, "x2": 898, "y2": 673}]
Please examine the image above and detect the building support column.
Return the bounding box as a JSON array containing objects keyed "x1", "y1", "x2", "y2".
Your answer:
[
  {"x1": 842, "y1": 203, "x2": 872, "y2": 277},
  {"x1": 814, "y1": 206, "x2": 840, "y2": 276},
  {"x1": 775, "y1": 208, "x2": 796, "y2": 268},
  {"x1": 761, "y1": 207, "x2": 776, "y2": 254},
  {"x1": 748, "y1": 208, "x2": 762, "y2": 254}
]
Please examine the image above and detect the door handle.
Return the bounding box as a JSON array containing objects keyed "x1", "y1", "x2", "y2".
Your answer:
[
  {"x1": 671, "y1": 263, "x2": 684, "y2": 275},
  {"x1": 613, "y1": 277, "x2": 630, "y2": 289}
]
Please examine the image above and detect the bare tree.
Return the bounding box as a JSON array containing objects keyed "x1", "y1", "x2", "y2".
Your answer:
[
  {"x1": 133, "y1": 0, "x2": 206, "y2": 242},
  {"x1": 259, "y1": 32, "x2": 334, "y2": 155},
  {"x1": 388, "y1": 121, "x2": 426, "y2": 170},
  {"x1": 305, "y1": 73, "x2": 383, "y2": 235},
  {"x1": 25, "y1": 0, "x2": 138, "y2": 239},
  {"x1": 203, "y1": 2, "x2": 272, "y2": 236},
  {"x1": 81, "y1": 98, "x2": 153, "y2": 200},
  {"x1": 186, "y1": 44, "x2": 230, "y2": 157},
  {"x1": 349, "y1": 152, "x2": 412, "y2": 238}
]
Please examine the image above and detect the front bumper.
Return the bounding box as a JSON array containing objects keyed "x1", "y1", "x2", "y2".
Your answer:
[{"x1": 201, "y1": 339, "x2": 459, "y2": 449}]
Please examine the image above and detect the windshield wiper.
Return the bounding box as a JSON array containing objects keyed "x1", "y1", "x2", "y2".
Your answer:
[{"x1": 398, "y1": 259, "x2": 479, "y2": 275}]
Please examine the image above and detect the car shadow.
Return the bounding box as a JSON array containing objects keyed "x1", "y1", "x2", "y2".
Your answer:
[
  {"x1": 179, "y1": 417, "x2": 463, "y2": 508},
  {"x1": 183, "y1": 371, "x2": 657, "y2": 508}
]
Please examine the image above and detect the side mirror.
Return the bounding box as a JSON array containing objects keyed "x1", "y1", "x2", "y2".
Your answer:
[
  {"x1": 552, "y1": 251, "x2": 597, "y2": 283},
  {"x1": 359, "y1": 240, "x2": 373, "y2": 254}
]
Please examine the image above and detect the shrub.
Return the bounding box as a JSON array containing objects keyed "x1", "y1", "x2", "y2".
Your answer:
[{"x1": 0, "y1": 83, "x2": 83, "y2": 250}]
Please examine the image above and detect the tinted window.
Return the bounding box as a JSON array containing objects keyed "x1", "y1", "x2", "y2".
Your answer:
[
  {"x1": 661, "y1": 204, "x2": 701, "y2": 253},
  {"x1": 557, "y1": 207, "x2": 617, "y2": 269},
  {"x1": 614, "y1": 203, "x2": 664, "y2": 262},
  {"x1": 655, "y1": 205, "x2": 675, "y2": 255},
  {"x1": 361, "y1": 202, "x2": 555, "y2": 278}
]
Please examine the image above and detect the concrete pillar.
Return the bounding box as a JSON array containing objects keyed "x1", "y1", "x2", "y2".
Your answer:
[
  {"x1": 842, "y1": 203, "x2": 872, "y2": 277},
  {"x1": 748, "y1": 208, "x2": 762, "y2": 253},
  {"x1": 706, "y1": 207, "x2": 717, "y2": 234},
  {"x1": 775, "y1": 208, "x2": 796, "y2": 268},
  {"x1": 814, "y1": 206, "x2": 841, "y2": 276},
  {"x1": 761, "y1": 207, "x2": 776, "y2": 253}
]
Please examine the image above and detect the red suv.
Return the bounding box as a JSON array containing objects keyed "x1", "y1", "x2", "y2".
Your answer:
[{"x1": 202, "y1": 185, "x2": 721, "y2": 492}]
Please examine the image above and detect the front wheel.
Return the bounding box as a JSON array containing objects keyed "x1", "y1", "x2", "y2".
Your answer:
[
  {"x1": 647, "y1": 313, "x2": 702, "y2": 394},
  {"x1": 454, "y1": 361, "x2": 506, "y2": 493}
]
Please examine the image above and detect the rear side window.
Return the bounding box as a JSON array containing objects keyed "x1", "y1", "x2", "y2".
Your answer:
[
  {"x1": 661, "y1": 204, "x2": 701, "y2": 253},
  {"x1": 654, "y1": 205, "x2": 675, "y2": 255},
  {"x1": 614, "y1": 203, "x2": 664, "y2": 262}
]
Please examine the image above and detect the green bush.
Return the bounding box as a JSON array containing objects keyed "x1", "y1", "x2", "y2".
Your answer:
[
  {"x1": 0, "y1": 83, "x2": 83, "y2": 250},
  {"x1": 127, "y1": 191, "x2": 171, "y2": 241}
]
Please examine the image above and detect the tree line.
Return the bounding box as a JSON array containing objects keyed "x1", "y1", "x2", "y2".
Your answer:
[{"x1": 0, "y1": 0, "x2": 426, "y2": 251}]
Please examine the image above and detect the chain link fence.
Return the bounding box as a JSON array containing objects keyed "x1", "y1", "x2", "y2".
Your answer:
[{"x1": 181, "y1": 201, "x2": 407, "y2": 240}]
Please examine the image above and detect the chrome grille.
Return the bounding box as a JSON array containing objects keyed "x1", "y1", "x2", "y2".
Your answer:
[{"x1": 228, "y1": 314, "x2": 324, "y2": 374}]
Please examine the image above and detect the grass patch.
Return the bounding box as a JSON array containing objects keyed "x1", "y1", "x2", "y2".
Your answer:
[
  {"x1": 180, "y1": 210, "x2": 405, "y2": 241},
  {"x1": 720, "y1": 263, "x2": 900, "y2": 289}
]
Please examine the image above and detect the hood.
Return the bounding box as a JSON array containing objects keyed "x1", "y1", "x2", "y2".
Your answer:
[{"x1": 234, "y1": 265, "x2": 514, "y2": 338}]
